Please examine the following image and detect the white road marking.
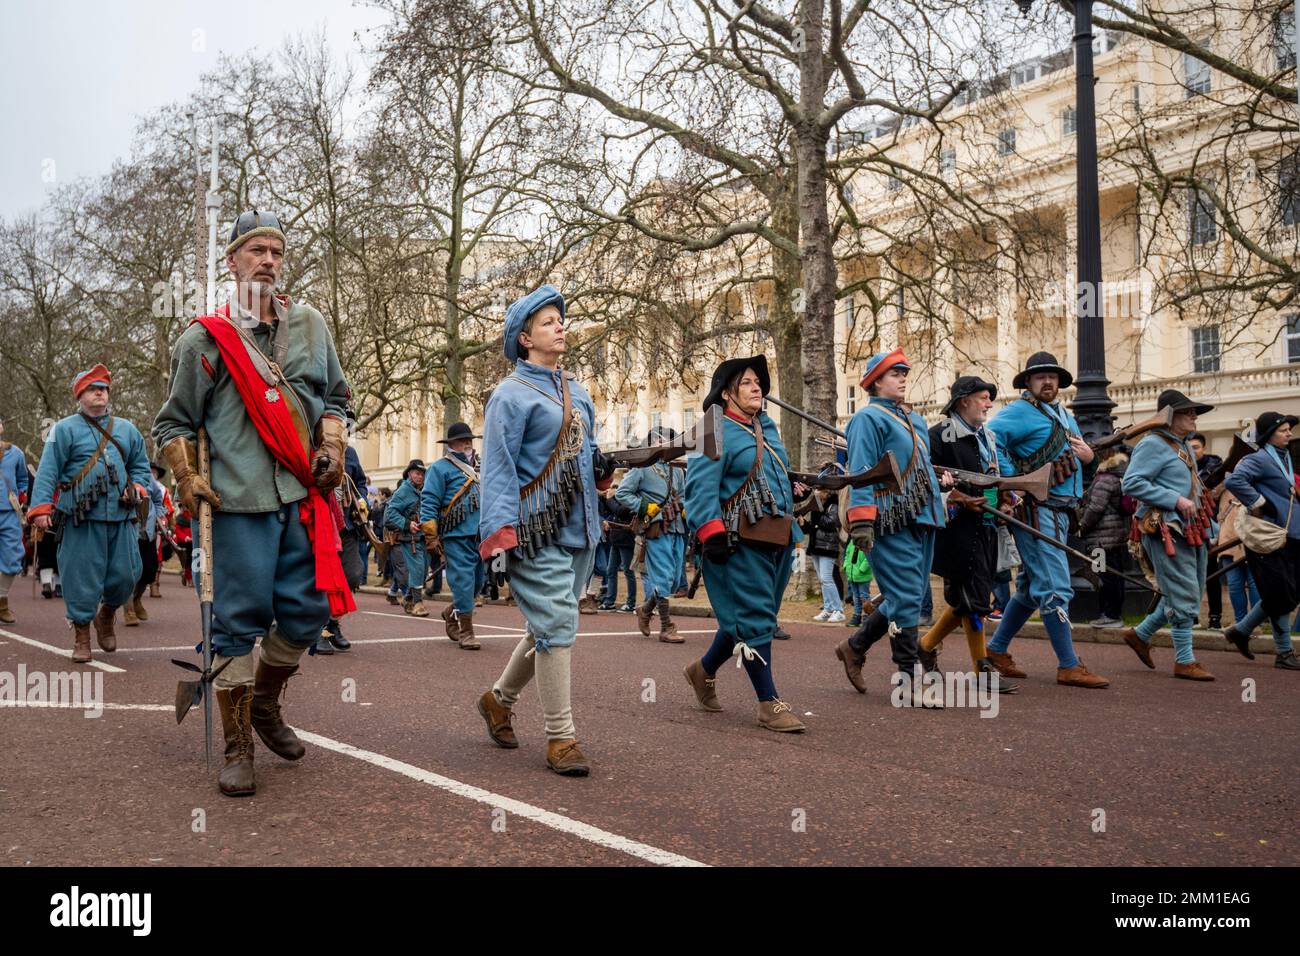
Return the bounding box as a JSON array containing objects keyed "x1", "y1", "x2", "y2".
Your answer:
[
  {"x1": 294, "y1": 729, "x2": 709, "y2": 868},
  {"x1": 2, "y1": 697, "x2": 709, "y2": 866},
  {"x1": 0, "y1": 628, "x2": 126, "y2": 673}
]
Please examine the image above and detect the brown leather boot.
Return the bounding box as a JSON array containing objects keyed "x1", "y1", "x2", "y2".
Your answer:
[
  {"x1": 987, "y1": 649, "x2": 1025, "y2": 679},
  {"x1": 758, "y1": 699, "x2": 806, "y2": 733},
  {"x1": 476, "y1": 690, "x2": 518, "y2": 748},
  {"x1": 578, "y1": 595, "x2": 598, "y2": 615},
  {"x1": 149, "y1": 581, "x2": 161, "y2": 598},
  {"x1": 546, "y1": 738, "x2": 590, "y2": 776},
  {"x1": 1121, "y1": 628, "x2": 1155, "y2": 669},
  {"x1": 249, "y1": 661, "x2": 306, "y2": 761},
  {"x1": 72, "y1": 622, "x2": 92, "y2": 663},
  {"x1": 457, "y1": 611, "x2": 481, "y2": 650},
  {"x1": 123, "y1": 602, "x2": 139, "y2": 627},
  {"x1": 683, "y1": 659, "x2": 722, "y2": 711},
  {"x1": 1174, "y1": 660, "x2": 1215, "y2": 681},
  {"x1": 659, "y1": 622, "x2": 683, "y2": 643},
  {"x1": 93, "y1": 604, "x2": 117, "y2": 651},
  {"x1": 0, "y1": 596, "x2": 13, "y2": 624},
  {"x1": 636, "y1": 598, "x2": 655, "y2": 637},
  {"x1": 441, "y1": 602, "x2": 461, "y2": 641},
  {"x1": 1057, "y1": 660, "x2": 1110, "y2": 688},
  {"x1": 216, "y1": 685, "x2": 256, "y2": 797},
  {"x1": 834, "y1": 638, "x2": 867, "y2": 694},
  {"x1": 132, "y1": 596, "x2": 148, "y2": 622},
  {"x1": 408, "y1": 599, "x2": 429, "y2": 618}
]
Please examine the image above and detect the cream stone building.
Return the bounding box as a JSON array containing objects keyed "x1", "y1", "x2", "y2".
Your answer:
[{"x1": 359, "y1": 5, "x2": 1299, "y2": 483}]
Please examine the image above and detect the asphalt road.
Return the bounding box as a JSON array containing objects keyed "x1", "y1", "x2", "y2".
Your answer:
[{"x1": 1, "y1": 577, "x2": 1296, "y2": 867}]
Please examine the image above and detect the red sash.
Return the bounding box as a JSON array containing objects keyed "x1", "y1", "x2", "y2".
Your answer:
[{"x1": 195, "y1": 309, "x2": 355, "y2": 617}]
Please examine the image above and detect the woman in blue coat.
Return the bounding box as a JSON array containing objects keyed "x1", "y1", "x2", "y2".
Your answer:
[
  {"x1": 682, "y1": 356, "x2": 807, "y2": 733},
  {"x1": 1224, "y1": 411, "x2": 1300, "y2": 670}
]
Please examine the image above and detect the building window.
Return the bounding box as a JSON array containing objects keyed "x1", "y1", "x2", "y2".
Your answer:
[
  {"x1": 1012, "y1": 62, "x2": 1042, "y2": 86},
  {"x1": 1061, "y1": 106, "x2": 1077, "y2": 137},
  {"x1": 1183, "y1": 49, "x2": 1211, "y2": 97},
  {"x1": 1281, "y1": 155, "x2": 1300, "y2": 227},
  {"x1": 1191, "y1": 326, "x2": 1221, "y2": 374},
  {"x1": 847, "y1": 385, "x2": 857, "y2": 415},
  {"x1": 842, "y1": 297, "x2": 855, "y2": 330},
  {"x1": 621, "y1": 342, "x2": 633, "y2": 370},
  {"x1": 940, "y1": 148, "x2": 956, "y2": 172},
  {"x1": 885, "y1": 172, "x2": 903, "y2": 191},
  {"x1": 1286, "y1": 314, "x2": 1300, "y2": 364},
  {"x1": 997, "y1": 128, "x2": 1016, "y2": 156},
  {"x1": 1189, "y1": 190, "x2": 1217, "y2": 247},
  {"x1": 683, "y1": 408, "x2": 696, "y2": 433},
  {"x1": 1278, "y1": 7, "x2": 1297, "y2": 72},
  {"x1": 620, "y1": 414, "x2": 635, "y2": 446},
  {"x1": 651, "y1": 412, "x2": 662, "y2": 437}
]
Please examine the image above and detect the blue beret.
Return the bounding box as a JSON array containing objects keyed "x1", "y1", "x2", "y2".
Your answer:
[{"x1": 504, "y1": 285, "x2": 566, "y2": 363}]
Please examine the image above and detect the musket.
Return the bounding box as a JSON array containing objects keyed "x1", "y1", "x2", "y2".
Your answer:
[
  {"x1": 603, "y1": 405, "x2": 723, "y2": 468},
  {"x1": 1089, "y1": 406, "x2": 1174, "y2": 453},
  {"x1": 1208, "y1": 535, "x2": 1240, "y2": 558},
  {"x1": 766, "y1": 394, "x2": 847, "y2": 440},
  {"x1": 789, "y1": 453, "x2": 903, "y2": 494},
  {"x1": 983, "y1": 502, "x2": 1161, "y2": 595},
  {"x1": 932, "y1": 463, "x2": 1054, "y2": 503},
  {"x1": 171, "y1": 428, "x2": 227, "y2": 770}
]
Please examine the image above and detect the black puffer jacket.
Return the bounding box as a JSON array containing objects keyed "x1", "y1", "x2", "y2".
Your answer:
[{"x1": 1079, "y1": 456, "x2": 1129, "y2": 550}]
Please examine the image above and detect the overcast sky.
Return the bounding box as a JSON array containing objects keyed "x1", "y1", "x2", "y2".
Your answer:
[{"x1": 0, "y1": 0, "x2": 391, "y2": 219}]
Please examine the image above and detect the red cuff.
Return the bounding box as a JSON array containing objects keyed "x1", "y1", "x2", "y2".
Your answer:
[
  {"x1": 846, "y1": 505, "x2": 878, "y2": 523},
  {"x1": 27, "y1": 502, "x2": 54, "y2": 520},
  {"x1": 596, "y1": 474, "x2": 614, "y2": 492},
  {"x1": 697, "y1": 518, "x2": 725, "y2": 542},
  {"x1": 479, "y1": 525, "x2": 518, "y2": 561},
  {"x1": 134, "y1": 483, "x2": 149, "y2": 497}
]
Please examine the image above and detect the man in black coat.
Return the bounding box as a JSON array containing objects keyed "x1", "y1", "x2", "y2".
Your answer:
[{"x1": 918, "y1": 376, "x2": 1017, "y2": 693}]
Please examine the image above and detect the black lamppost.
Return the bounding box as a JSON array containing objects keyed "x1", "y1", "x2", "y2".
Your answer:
[{"x1": 1016, "y1": 0, "x2": 1116, "y2": 444}]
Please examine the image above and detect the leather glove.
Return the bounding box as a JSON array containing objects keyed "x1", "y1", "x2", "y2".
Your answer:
[
  {"x1": 312, "y1": 416, "x2": 348, "y2": 490},
  {"x1": 592, "y1": 448, "x2": 617, "y2": 482},
  {"x1": 701, "y1": 533, "x2": 732, "y2": 565},
  {"x1": 420, "y1": 519, "x2": 443, "y2": 559},
  {"x1": 162, "y1": 437, "x2": 222, "y2": 514},
  {"x1": 849, "y1": 519, "x2": 875, "y2": 553}
]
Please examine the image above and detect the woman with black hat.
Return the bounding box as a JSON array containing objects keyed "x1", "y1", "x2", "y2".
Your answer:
[
  {"x1": 384, "y1": 459, "x2": 430, "y2": 617},
  {"x1": 682, "y1": 356, "x2": 807, "y2": 732},
  {"x1": 1120, "y1": 390, "x2": 1218, "y2": 680},
  {"x1": 1224, "y1": 411, "x2": 1300, "y2": 670},
  {"x1": 912, "y1": 375, "x2": 1018, "y2": 693}
]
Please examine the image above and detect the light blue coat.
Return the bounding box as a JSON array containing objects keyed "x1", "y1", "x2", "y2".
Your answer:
[
  {"x1": 989, "y1": 395, "x2": 1084, "y2": 499},
  {"x1": 684, "y1": 411, "x2": 797, "y2": 544},
  {"x1": 616, "y1": 463, "x2": 686, "y2": 535},
  {"x1": 845, "y1": 398, "x2": 945, "y2": 528},
  {"x1": 0, "y1": 443, "x2": 29, "y2": 511},
  {"x1": 30, "y1": 413, "x2": 153, "y2": 522},
  {"x1": 420, "y1": 454, "x2": 480, "y2": 540},
  {"x1": 479, "y1": 360, "x2": 601, "y2": 554},
  {"x1": 1121, "y1": 429, "x2": 1203, "y2": 533}
]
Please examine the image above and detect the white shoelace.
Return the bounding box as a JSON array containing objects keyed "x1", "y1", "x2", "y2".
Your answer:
[{"x1": 732, "y1": 642, "x2": 769, "y2": 668}]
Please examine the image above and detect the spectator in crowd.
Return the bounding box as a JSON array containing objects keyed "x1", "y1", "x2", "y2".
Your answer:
[{"x1": 1079, "y1": 448, "x2": 1131, "y2": 627}]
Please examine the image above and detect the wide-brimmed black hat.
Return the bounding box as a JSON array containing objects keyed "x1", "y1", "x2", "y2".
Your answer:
[
  {"x1": 1256, "y1": 411, "x2": 1299, "y2": 445},
  {"x1": 942, "y1": 375, "x2": 998, "y2": 417},
  {"x1": 437, "y1": 421, "x2": 480, "y2": 443},
  {"x1": 1013, "y1": 351, "x2": 1073, "y2": 390},
  {"x1": 150, "y1": 460, "x2": 167, "y2": 479},
  {"x1": 703, "y1": 355, "x2": 770, "y2": 412},
  {"x1": 1157, "y1": 389, "x2": 1214, "y2": 416},
  {"x1": 403, "y1": 459, "x2": 427, "y2": 478}
]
